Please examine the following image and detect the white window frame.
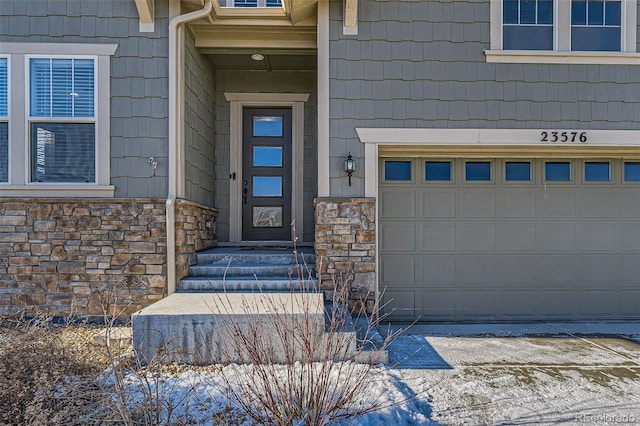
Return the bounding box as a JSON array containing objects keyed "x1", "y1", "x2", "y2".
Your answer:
[
  {"x1": 27, "y1": 55, "x2": 98, "y2": 185},
  {"x1": 0, "y1": 43, "x2": 116, "y2": 197},
  {"x1": 486, "y1": 0, "x2": 640, "y2": 64}
]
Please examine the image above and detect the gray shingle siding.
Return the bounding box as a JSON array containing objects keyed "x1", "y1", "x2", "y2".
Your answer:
[
  {"x1": 184, "y1": 28, "x2": 216, "y2": 207},
  {"x1": 0, "y1": 0, "x2": 170, "y2": 198},
  {"x1": 329, "y1": 0, "x2": 640, "y2": 196}
]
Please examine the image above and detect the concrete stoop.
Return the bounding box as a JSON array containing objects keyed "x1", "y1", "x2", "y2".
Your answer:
[
  {"x1": 133, "y1": 292, "x2": 325, "y2": 364},
  {"x1": 132, "y1": 248, "x2": 387, "y2": 364}
]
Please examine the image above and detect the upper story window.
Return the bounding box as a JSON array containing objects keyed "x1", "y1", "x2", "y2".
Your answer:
[
  {"x1": 0, "y1": 43, "x2": 116, "y2": 197},
  {"x1": 0, "y1": 57, "x2": 7, "y2": 183},
  {"x1": 487, "y1": 0, "x2": 639, "y2": 64},
  {"x1": 503, "y1": 0, "x2": 554, "y2": 50},
  {"x1": 571, "y1": 0, "x2": 621, "y2": 51},
  {"x1": 220, "y1": 0, "x2": 282, "y2": 6}
]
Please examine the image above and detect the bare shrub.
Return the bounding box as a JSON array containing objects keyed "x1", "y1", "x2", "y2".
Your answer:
[
  {"x1": 204, "y1": 245, "x2": 393, "y2": 426},
  {"x1": 0, "y1": 312, "x2": 105, "y2": 425}
]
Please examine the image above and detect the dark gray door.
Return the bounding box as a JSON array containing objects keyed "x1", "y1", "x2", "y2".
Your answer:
[{"x1": 242, "y1": 107, "x2": 292, "y2": 241}]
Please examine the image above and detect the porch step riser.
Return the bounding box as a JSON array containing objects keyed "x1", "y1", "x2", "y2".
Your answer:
[
  {"x1": 179, "y1": 278, "x2": 318, "y2": 292},
  {"x1": 196, "y1": 253, "x2": 316, "y2": 266},
  {"x1": 188, "y1": 265, "x2": 316, "y2": 279}
]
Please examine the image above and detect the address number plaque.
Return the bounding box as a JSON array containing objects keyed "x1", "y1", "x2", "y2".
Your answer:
[{"x1": 541, "y1": 131, "x2": 588, "y2": 143}]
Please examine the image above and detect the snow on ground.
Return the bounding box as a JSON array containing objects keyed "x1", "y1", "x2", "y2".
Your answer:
[
  {"x1": 387, "y1": 334, "x2": 640, "y2": 425},
  {"x1": 120, "y1": 328, "x2": 640, "y2": 425},
  {"x1": 120, "y1": 364, "x2": 434, "y2": 425}
]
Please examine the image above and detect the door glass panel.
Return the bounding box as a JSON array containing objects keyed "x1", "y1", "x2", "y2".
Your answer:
[
  {"x1": 465, "y1": 161, "x2": 491, "y2": 181},
  {"x1": 253, "y1": 176, "x2": 282, "y2": 197},
  {"x1": 253, "y1": 116, "x2": 283, "y2": 137},
  {"x1": 253, "y1": 206, "x2": 283, "y2": 228},
  {"x1": 584, "y1": 162, "x2": 610, "y2": 181},
  {"x1": 505, "y1": 161, "x2": 531, "y2": 181},
  {"x1": 253, "y1": 146, "x2": 283, "y2": 167},
  {"x1": 545, "y1": 162, "x2": 571, "y2": 181},
  {"x1": 425, "y1": 161, "x2": 451, "y2": 181}
]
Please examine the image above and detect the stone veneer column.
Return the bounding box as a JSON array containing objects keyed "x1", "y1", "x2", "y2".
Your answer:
[
  {"x1": 174, "y1": 199, "x2": 218, "y2": 281},
  {"x1": 314, "y1": 198, "x2": 376, "y2": 313}
]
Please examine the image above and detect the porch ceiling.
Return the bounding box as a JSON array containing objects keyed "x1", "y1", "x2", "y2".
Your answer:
[
  {"x1": 206, "y1": 50, "x2": 316, "y2": 71},
  {"x1": 181, "y1": 0, "x2": 318, "y2": 71}
]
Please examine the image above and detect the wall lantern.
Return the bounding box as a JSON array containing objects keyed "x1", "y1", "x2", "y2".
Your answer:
[{"x1": 344, "y1": 152, "x2": 356, "y2": 186}]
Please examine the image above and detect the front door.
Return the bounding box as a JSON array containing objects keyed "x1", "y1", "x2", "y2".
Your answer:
[{"x1": 242, "y1": 107, "x2": 292, "y2": 241}]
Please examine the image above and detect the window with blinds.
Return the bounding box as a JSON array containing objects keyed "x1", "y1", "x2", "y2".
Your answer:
[
  {"x1": 0, "y1": 57, "x2": 7, "y2": 183},
  {"x1": 29, "y1": 58, "x2": 95, "y2": 183}
]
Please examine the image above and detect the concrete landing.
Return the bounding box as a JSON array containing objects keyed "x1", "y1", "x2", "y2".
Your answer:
[{"x1": 133, "y1": 292, "x2": 326, "y2": 364}]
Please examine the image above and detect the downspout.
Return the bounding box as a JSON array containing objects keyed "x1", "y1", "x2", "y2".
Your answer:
[{"x1": 166, "y1": 0, "x2": 213, "y2": 295}]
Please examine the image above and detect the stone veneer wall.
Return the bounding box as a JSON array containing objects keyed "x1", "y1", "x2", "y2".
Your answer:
[
  {"x1": 0, "y1": 198, "x2": 217, "y2": 318},
  {"x1": 314, "y1": 198, "x2": 376, "y2": 312},
  {"x1": 174, "y1": 199, "x2": 218, "y2": 280}
]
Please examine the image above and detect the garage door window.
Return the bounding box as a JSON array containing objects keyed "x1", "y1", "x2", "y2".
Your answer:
[
  {"x1": 545, "y1": 162, "x2": 571, "y2": 181},
  {"x1": 384, "y1": 160, "x2": 412, "y2": 181},
  {"x1": 425, "y1": 161, "x2": 451, "y2": 181},
  {"x1": 584, "y1": 162, "x2": 611, "y2": 182},
  {"x1": 624, "y1": 162, "x2": 640, "y2": 182},
  {"x1": 505, "y1": 161, "x2": 531, "y2": 181},
  {"x1": 465, "y1": 161, "x2": 491, "y2": 181}
]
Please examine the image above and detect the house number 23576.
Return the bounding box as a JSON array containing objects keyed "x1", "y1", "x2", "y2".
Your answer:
[{"x1": 541, "y1": 131, "x2": 587, "y2": 143}]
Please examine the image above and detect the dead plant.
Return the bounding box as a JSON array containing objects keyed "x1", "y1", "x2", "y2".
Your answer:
[{"x1": 0, "y1": 311, "x2": 105, "y2": 425}]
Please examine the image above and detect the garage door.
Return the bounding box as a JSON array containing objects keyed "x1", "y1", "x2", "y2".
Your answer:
[{"x1": 379, "y1": 158, "x2": 640, "y2": 322}]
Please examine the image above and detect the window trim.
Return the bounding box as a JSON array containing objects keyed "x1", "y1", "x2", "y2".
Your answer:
[
  {"x1": 0, "y1": 43, "x2": 116, "y2": 197},
  {"x1": 487, "y1": 0, "x2": 640, "y2": 64}
]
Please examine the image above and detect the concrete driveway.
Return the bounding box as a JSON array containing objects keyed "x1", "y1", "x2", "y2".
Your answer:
[{"x1": 381, "y1": 323, "x2": 640, "y2": 425}]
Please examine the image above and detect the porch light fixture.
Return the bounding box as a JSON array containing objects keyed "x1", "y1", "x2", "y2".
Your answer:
[
  {"x1": 344, "y1": 152, "x2": 356, "y2": 186},
  {"x1": 251, "y1": 53, "x2": 265, "y2": 61}
]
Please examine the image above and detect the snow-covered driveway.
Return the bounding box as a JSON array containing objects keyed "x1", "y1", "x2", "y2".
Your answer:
[{"x1": 384, "y1": 323, "x2": 640, "y2": 425}]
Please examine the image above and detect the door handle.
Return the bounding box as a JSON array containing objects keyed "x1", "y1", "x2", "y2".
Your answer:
[{"x1": 243, "y1": 187, "x2": 248, "y2": 205}]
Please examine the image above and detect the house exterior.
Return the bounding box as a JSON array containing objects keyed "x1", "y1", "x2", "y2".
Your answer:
[{"x1": 0, "y1": 0, "x2": 639, "y2": 322}]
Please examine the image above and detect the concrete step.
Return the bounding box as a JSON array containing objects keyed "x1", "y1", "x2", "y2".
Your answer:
[
  {"x1": 195, "y1": 248, "x2": 315, "y2": 266},
  {"x1": 178, "y1": 276, "x2": 319, "y2": 292},
  {"x1": 188, "y1": 263, "x2": 314, "y2": 278},
  {"x1": 133, "y1": 292, "x2": 327, "y2": 364}
]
